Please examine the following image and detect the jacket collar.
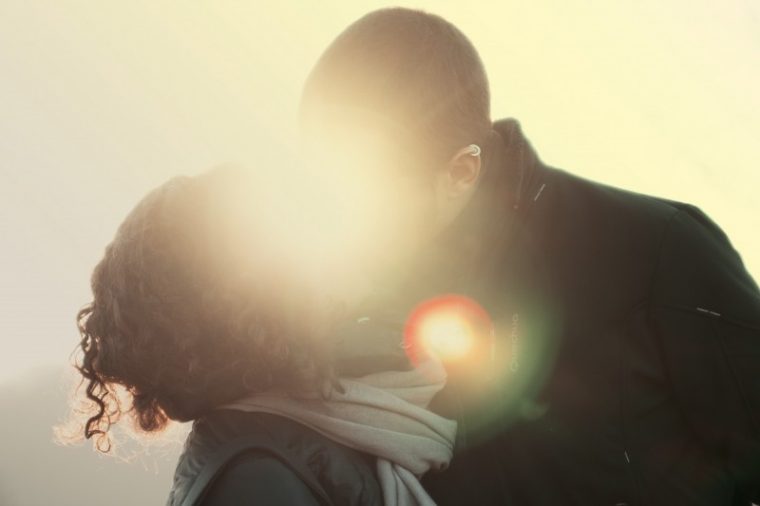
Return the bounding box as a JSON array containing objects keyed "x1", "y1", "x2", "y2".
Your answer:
[{"x1": 455, "y1": 117, "x2": 543, "y2": 231}]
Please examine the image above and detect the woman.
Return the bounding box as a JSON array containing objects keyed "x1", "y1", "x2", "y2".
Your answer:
[{"x1": 69, "y1": 166, "x2": 456, "y2": 505}]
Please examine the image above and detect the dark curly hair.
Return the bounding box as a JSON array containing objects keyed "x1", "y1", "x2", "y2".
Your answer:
[{"x1": 72, "y1": 166, "x2": 334, "y2": 452}]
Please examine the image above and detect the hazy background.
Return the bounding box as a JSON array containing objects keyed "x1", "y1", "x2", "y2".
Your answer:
[{"x1": 1, "y1": 1, "x2": 758, "y2": 504}]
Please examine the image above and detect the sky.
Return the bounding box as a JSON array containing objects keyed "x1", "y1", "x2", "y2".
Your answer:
[{"x1": 1, "y1": 0, "x2": 759, "y2": 385}]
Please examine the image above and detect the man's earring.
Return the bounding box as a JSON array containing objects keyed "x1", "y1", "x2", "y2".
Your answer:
[{"x1": 467, "y1": 144, "x2": 481, "y2": 157}]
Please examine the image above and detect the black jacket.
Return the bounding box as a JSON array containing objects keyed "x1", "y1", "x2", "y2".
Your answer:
[
  {"x1": 410, "y1": 119, "x2": 760, "y2": 505},
  {"x1": 166, "y1": 410, "x2": 382, "y2": 506}
]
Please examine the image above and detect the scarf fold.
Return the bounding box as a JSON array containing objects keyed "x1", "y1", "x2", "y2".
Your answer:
[{"x1": 220, "y1": 356, "x2": 457, "y2": 506}]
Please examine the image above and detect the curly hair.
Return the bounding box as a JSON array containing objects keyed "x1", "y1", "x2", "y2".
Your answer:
[{"x1": 72, "y1": 167, "x2": 335, "y2": 452}]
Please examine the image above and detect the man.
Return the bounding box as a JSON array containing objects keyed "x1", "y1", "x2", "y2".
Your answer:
[{"x1": 299, "y1": 7, "x2": 760, "y2": 505}]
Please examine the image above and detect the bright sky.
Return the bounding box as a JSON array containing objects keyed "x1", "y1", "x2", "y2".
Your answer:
[{"x1": 1, "y1": 0, "x2": 758, "y2": 384}]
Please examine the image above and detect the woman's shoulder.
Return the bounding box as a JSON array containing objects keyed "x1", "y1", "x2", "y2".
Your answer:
[
  {"x1": 201, "y1": 450, "x2": 321, "y2": 505},
  {"x1": 168, "y1": 409, "x2": 382, "y2": 506}
]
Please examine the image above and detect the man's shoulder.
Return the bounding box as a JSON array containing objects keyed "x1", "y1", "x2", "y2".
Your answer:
[
  {"x1": 543, "y1": 166, "x2": 759, "y2": 314},
  {"x1": 544, "y1": 167, "x2": 746, "y2": 263},
  {"x1": 533, "y1": 165, "x2": 689, "y2": 263},
  {"x1": 543, "y1": 165, "x2": 685, "y2": 224},
  {"x1": 523, "y1": 166, "x2": 710, "y2": 307}
]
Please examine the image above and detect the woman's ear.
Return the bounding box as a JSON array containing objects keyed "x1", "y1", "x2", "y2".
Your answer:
[{"x1": 445, "y1": 144, "x2": 482, "y2": 199}]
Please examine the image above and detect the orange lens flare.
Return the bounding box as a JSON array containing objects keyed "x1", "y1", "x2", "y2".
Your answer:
[{"x1": 404, "y1": 294, "x2": 493, "y2": 365}]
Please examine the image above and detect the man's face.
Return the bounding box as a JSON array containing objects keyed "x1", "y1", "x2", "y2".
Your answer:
[{"x1": 298, "y1": 119, "x2": 441, "y2": 282}]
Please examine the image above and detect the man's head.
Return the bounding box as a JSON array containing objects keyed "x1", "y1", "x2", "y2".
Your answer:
[{"x1": 299, "y1": 8, "x2": 492, "y2": 272}]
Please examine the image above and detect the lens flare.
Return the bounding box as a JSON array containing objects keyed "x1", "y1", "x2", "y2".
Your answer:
[
  {"x1": 420, "y1": 314, "x2": 474, "y2": 358},
  {"x1": 404, "y1": 294, "x2": 493, "y2": 365}
]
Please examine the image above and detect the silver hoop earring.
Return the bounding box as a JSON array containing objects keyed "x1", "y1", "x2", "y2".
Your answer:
[{"x1": 468, "y1": 144, "x2": 481, "y2": 157}]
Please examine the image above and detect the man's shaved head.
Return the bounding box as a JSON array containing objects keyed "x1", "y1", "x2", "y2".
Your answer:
[{"x1": 300, "y1": 8, "x2": 491, "y2": 167}]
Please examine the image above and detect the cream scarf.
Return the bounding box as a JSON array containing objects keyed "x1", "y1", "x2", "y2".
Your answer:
[{"x1": 220, "y1": 356, "x2": 457, "y2": 506}]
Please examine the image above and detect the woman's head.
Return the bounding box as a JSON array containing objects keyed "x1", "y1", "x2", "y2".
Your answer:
[{"x1": 72, "y1": 166, "x2": 333, "y2": 451}]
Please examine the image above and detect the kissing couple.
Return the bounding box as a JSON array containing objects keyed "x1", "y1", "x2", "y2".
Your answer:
[{"x1": 68, "y1": 8, "x2": 760, "y2": 506}]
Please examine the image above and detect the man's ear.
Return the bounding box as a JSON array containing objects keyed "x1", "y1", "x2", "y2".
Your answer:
[{"x1": 445, "y1": 145, "x2": 482, "y2": 198}]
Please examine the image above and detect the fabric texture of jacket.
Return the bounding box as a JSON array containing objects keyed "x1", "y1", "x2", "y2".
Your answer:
[
  {"x1": 407, "y1": 118, "x2": 760, "y2": 506},
  {"x1": 166, "y1": 409, "x2": 383, "y2": 506}
]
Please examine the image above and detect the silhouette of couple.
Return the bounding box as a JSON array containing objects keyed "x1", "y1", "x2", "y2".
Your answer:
[{"x1": 67, "y1": 8, "x2": 760, "y2": 506}]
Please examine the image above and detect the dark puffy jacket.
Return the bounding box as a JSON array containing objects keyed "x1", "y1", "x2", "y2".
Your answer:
[
  {"x1": 165, "y1": 311, "x2": 416, "y2": 506},
  {"x1": 409, "y1": 119, "x2": 760, "y2": 505},
  {"x1": 166, "y1": 410, "x2": 382, "y2": 506}
]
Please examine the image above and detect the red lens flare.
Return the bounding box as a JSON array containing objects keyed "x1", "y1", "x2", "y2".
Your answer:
[{"x1": 404, "y1": 294, "x2": 494, "y2": 365}]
